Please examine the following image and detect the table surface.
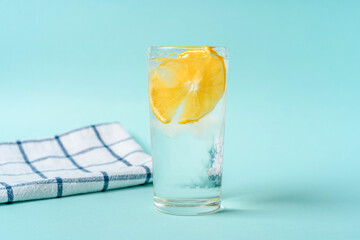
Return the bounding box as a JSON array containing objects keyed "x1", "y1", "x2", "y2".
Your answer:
[{"x1": 1, "y1": 1, "x2": 359, "y2": 239}]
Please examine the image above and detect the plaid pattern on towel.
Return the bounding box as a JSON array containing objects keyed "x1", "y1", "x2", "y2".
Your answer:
[{"x1": 0, "y1": 123, "x2": 152, "y2": 203}]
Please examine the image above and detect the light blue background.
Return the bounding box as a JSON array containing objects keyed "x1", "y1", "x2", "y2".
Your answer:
[{"x1": 1, "y1": 0, "x2": 359, "y2": 239}]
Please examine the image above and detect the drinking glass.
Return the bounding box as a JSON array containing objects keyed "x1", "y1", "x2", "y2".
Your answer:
[{"x1": 147, "y1": 46, "x2": 228, "y2": 215}]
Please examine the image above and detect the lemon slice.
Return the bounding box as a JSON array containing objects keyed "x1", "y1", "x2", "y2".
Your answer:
[{"x1": 149, "y1": 46, "x2": 226, "y2": 124}]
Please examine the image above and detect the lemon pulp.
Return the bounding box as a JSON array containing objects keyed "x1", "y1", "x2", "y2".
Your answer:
[{"x1": 149, "y1": 46, "x2": 226, "y2": 124}]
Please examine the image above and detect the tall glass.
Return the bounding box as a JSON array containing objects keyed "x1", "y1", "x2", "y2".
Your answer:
[{"x1": 147, "y1": 46, "x2": 228, "y2": 215}]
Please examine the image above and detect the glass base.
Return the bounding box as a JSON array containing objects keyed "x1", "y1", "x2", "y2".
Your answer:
[{"x1": 154, "y1": 196, "x2": 222, "y2": 216}]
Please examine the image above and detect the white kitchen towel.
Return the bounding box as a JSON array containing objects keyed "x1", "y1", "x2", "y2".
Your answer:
[{"x1": 0, "y1": 122, "x2": 152, "y2": 203}]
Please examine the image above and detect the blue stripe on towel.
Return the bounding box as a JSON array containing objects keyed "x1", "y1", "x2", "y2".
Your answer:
[
  {"x1": 55, "y1": 177, "x2": 63, "y2": 197},
  {"x1": 55, "y1": 136, "x2": 90, "y2": 173},
  {"x1": 101, "y1": 171, "x2": 109, "y2": 191},
  {"x1": 140, "y1": 165, "x2": 152, "y2": 184},
  {"x1": 0, "y1": 137, "x2": 133, "y2": 167},
  {"x1": 0, "y1": 173, "x2": 148, "y2": 191},
  {"x1": 16, "y1": 141, "x2": 47, "y2": 179},
  {"x1": 0, "y1": 158, "x2": 152, "y2": 177},
  {"x1": 0, "y1": 182, "x2": 14, "y2": 203},
  {"x1": 92, "y1": 125, "x2": 132, "y2": 166}
]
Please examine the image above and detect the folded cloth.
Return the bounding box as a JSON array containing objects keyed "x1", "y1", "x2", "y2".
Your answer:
[{"x1": 0, "y1": 123, "x2": 152, "y2": 203}]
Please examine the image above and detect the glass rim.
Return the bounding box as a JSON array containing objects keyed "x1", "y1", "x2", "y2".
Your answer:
[
  {"x1": 148, "y1": 46, "x2": 227, "y2": 50},
  {"x1": 147, "y1": 46, "x2": 228, "y2": 59},
  {"x1": 148, "y1": 45, "x2": 227, "y2": 48}
]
